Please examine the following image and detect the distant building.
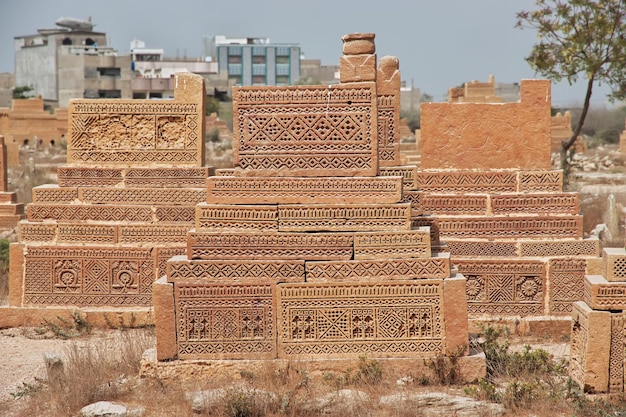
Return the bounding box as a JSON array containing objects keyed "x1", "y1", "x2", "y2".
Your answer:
[
  {"x1": 299, "y1": 59, "x2": 339, "y2": 85},
  {"x1": 14, "y1": 17, "x2": 131, "y2": 107},
  {"x1": 205, "y1": 35, "x2": 301, "y2": 86}
]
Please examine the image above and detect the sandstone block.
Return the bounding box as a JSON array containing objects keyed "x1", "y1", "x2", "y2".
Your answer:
[
  {"x1": 206, "y1": 176, "x2": 403, "y2": 205},
  {"x1": 68, "y1": 72, "x2": 205, "y2": 167},
  {"x1": 583, "y1": 275, "x2": 626, "y2": 310},
  {"x1": 443, "y1": 274, "x2": 469, "y2": 355},
  {"x1": 519, "y1": 238, "x2": 600, "y2": 257},
  {"x1": 421, "y1": 194, "x2": 488, "y2": 216},
  {"x1": 77, "y1": 187, "x2": 206, "y2": 205},
  {"x1": 353, "y1": 228, "x2": 431, "y2": 260},
  {"x1": 379, "y1": 165, "x2": 418, "y2": 190},
  {"x1": 195, "y1": 204, "x2": 278, "y2": 232},
  {"x1": 8, "y1": 243, "x2": 24, "y2": 306},
  {"x1": 233, "y1": 82, "x2": 378, "y2": 177},
  {"x1": 570, "y1": 301, "x2": 611, "y2": 393},
  {"x1": 277, "y1": 203, "x2": 411, "y2": 232},
  {"x1": 548, "y1": 258, "x2": 587, "y2": 315},
  {"x1": 416, "y1": 171, "x2": 517, "y2": 193},
  {"x1": 305, "y1": 253, "x2": 451, "y2": 282},
  {"x1": 342, "y1": 33, "x2": 376, "y2": 55},
  {"x1": 420, "y1": 80, "x2": 551, "y2": 170},
  {"x1": 518, "y1": 170, "x2": 563, "y2": 192},
  {"x1": 174, "y1": 282, "x2": 277, "y2": 359},
  {"x1": 603, "y1": 247, "x2": 626, "y2": 282},
  {"x1": 491, "y1": 193, "x2": 578, "y2": 215},
  {"x1": 153, "y1": 277, "x2": 177, "y2": 361},
  {"x1": 339, "y1": 54, "x2": 377, "y2": 83},
  {"x1": 187, "y1": 231, "x2": 354, "y2": 261},
  {"x1": 166, "y1": 256, "x2": 305, "y2": 283},
  {"x1": 277, "y1": 280, "x2": 447, "y2": 359},
  {"x1": 32, "y1": 185, "x2": 78, "y2": 203}
]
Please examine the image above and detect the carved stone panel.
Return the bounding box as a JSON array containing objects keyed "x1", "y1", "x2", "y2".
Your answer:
[
  {"x1": 491, "y1": 193, "x2": 578, "y2": 215},
  {"x1": 379, "y1": 166, "x2": 418, "y2": 190},
  {"x1": 206, "y1": 176, "x2": 403, "y2": 205},
  {"x1": 175, "y1": 283, "x2": 276, "y2": 359},
  {"x1": 520, "y1": 238, "x2": 600, "y2": 257},
  {"x1": 584, "y1": 275, "x2": 626, "y2": 310},
  {"x1": 518, "y1": 170, "x2": 563, "y2": 193},
  {"x1": 549, "y1": 258, "x2": 586, "y2": 314},
  {"x1": 305, "y1": 254, "x2": 450, "y2": 281},
  {"x1": 277, "y1": 203, "x2": 411, "y2": 232},
  {"x1": 68, "y1": 73, "x2": 205, "y2": 167},
  {"x1": 416, "y1": 171, "x2": 517, "y2": 193},
  {"x1": 277, "y1": 281, "x2": 444, "y2": 358},
  {"x1": 353, "y1": 229, "x2": 431, "y2": 260},
  {"x1": 421, "y1": 195, "x2": 488, "y2": 216},
  {"x1": 195, "y1": 204, "x2": 278, "y2": 232},
  {"x1": 28, "y1": 204, "x2": 154, "y2": 223},
  {"x1": 233, "y1": 83, "x2": 378, "y2": 177},
  {"x1": 23, "y1": 246, "x2": 155, "y2": 306},
  {"x1": 167, "y1": 256, "x2": 305, "y2": 283},
  {"x1": 187, "y1": 232, "x2": 354, "y2": 261},
  {"x1": 420, "y1": 80, "x2": 551, "y2": 170},
  {"x1": 608, "y1": 313, "x2": 624, "y2": 393},
  {"x1": 457, "y1": 260, "x2": 545, "y2": 316},
  {"x1": 77, "y1": 188, "x2": 206, "y2": 205}
]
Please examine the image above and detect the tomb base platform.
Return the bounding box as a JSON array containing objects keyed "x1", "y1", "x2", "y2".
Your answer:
[{"x1": 139, "y1": 348, "x2": 486, "y2": 384}]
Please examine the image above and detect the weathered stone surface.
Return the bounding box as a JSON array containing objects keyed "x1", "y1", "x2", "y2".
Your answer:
[
  {"x1": 278, "y1": 203, "x2": 411, "y2": 232},
  {"x1": 443, "y1": 275, "x2": 469, "y2": 355},
  {"x1": 549, "y1": 258, "x2": 587, "y2": 314},
  {"x1": 342, "y1": 32, "x2": 375, "y2": 54},
  {"x1": 277, "y1": 280, "x2": 450, "y2": 359},
  {"x1": 377, "y1": 56, "x2": 401, "y2": 166},
  {"x1": 233, "y1": 82, "x2": 378, "y2": 177},
  {"x1": 378, "y1": 392, "x2": 504, "y2": 417},
  {"x1": 153, "y1": 277, "x2": 176, "y2": 361},
  {"x1": 305, "y1": 254, "x2": 451, "y2": 281},
  {"x1": 195, "y1": 204, "x2": 278, "y2": 232},
  {"x1": 166, "y1": 256, "x2": 305, "y2": 283},
  {"x1": 584, "y1": 275, "x2": 626, "y2": 310},
  {"x1": 353, "y1": 229, "x2": 431, "y2": 260},
  {"x1": 603, "y1": 247, "x2": 626, "y2": 282},
  {"x1": 421, "y1": 80, "x2": 551, "y2": 170},
  {"x1": 570, "y1": 301, "x2": 611, "y2": 393},
  {"x1": 187, "y1": 231, "x2": 354, "y2": 261},
  {"x1": 8, "y1": 243, "x2": 24, "y2": 306},
  {"x1": 68, "y1": 72, "x2": 205, "y2": 167},
  {"x1": 206, "y1": 176, "x2": 403, "y2": 205},
  {"x1": 80, "y1": 401, "x2": 127, "y2": 417},
  {"x1": 339, "y1": 54, "x2": 377, "y2": 82},
  {"x1": 379, "y1": 165, "x2": 418, "y2": 190}
]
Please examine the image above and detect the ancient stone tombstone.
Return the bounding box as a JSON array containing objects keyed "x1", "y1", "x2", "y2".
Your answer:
[
  {"x1": 9, "y1": 72, "x2": 213, "y2": 307},
  {"x1": 153, "y1": 33, "x2": 471, "y2": 367}
]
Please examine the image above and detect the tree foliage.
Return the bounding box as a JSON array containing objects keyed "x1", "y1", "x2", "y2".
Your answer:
[
  {"x1": 12, "y1": 85, "x2": 34, "y2": 99},
  {"x1": 516, "y1": 0, "x2": 626, "y2": 162}
]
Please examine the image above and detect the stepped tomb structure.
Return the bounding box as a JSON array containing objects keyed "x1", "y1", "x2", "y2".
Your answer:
[
  {"x1": 152, "y1": 33, "x2": 472, "y2": 367},
  {"x1": 8, "y1": 72, "x2": 212, "y2": 308}
]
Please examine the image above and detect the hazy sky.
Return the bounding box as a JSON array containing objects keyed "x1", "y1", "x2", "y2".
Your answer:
[{"x1": 0, "y1": 0, "x2": 615, "y2": 106}]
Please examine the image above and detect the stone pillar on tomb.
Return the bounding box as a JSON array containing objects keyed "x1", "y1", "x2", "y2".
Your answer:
[
  {"x1": 0, "y1": 135, "x2": 25, "y2": 230},
  {"x1": 377, "y1": 56, "x2": 401, "y2": 166}
]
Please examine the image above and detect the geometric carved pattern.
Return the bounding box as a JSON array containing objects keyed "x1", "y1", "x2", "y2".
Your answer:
[
  {"x1": 549, "y1": 258, "x2": 586, "y2": 314},
  {"x1": 353, "y1": 229, "x2": 431, "y2": 260},
  {"x1": 436, "y1": 216, "x2": 583, "y2": 239},
  {"x1": 400, "y1": 190, "x2": 423, "y2": 215},
  {"x1": 187, "y1": 232, "x2": 354, "y2": 261},
  {"x1": 233, "y1": 83, "x2": 378, "y2": 177},
  {"x1": 421, "y1": 194, "x2": 487, "y2": 215},
  {"x1": 32, "y1": 186, "x2": 78, "y2": 203},
  {"x1": 57, "y1": 166, "x2": 211, "y2": 188},
  {"x1": 305, "y1": 255, "x2": 450, "y2": 281},
  {"x1": 156, "y1": 247, "x2": 186, "y2": 280},
  {"x1": 584, "y1": 275, "x2": 626, "y2": 310},
  {"x1": 155, "y1": 206, "x2": 196, "y2": 223},
  {"x1": 78, "y1": 188, "x2": 206, "y2": 205},
  {"x1": 416, "y1": 171, "x2": 517, "y2": 193},
  {"x1": 167, "y1": 257, "x2": 305, "y2": 283},
  {"x1": 68, "y1": 73, "x2": 204, "y2": 167},
  {"x1": 519, "y1": 170, "x2": 562, "y2": 193},
  {"x1": 445, "y1": 240, "x2": 518, "y2": 257},
  {"x1": 379, "y1": 166, "x2": 418, "y2": 190},
  {"x1": 118, "y1": 225, "x2": 191, "y2": 244},
  {"x1": 520, "y1": 239, "x2": 600, "y2": 257},
  {"x1": 491, "y1": 193, "x2": 578, "y2": 215},
  {"x1": 277, "y1": 203, "x2": 411, "y2": 232},
  {"x1": 175, "y1": 283, "x2": 276, "y2": 359},
  {"x1": 609, "y1": 313, "x2": 624, "y2": 393},
  {"x1": 457, "y1": 260, "x2": 545, "y2": 316},
  {"x1": 23, "y1": 246, "x2": 154, "y2": 306},
  {"x1": 206, "y1": 176, "x2": 403, "y2": 205},
  {"x1": 569, "y1": 302, "x2": 589, "y2": 389},
  {"x1": 278, "y1": 281, "x2": 443, "y2": 358},
  {"x1": 28, "y1": 204, "x2": 154, "y2": 222},
  {"x1": 195, "y1": 204, "x2": 277, "y2": 231}
]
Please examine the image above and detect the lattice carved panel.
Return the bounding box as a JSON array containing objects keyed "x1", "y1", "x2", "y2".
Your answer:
[
  {"x1": 28, "y1": 204, "x2": 154, "y2": 222},
  {"x1": 187, "y1": 232, "x2": 354, "y2": 261},
  {"x1": 445, "y1": 240, "x2": 518, "y2": 257},
  {"x1": 78, "y1": 188, "x2": 206, "y2": 205},
  {"x1": 436, "y1": 216, "x2": 583, "y2": 239},
  {"x1": 277, "y1": 203, "x2": 411, "y2": 232},
  {"x1": 278, "y1": 281, "x2": 444, "y2": 358},
  {"x1": 195, "y1": 204, "x2": 277, "y2": 231},
  {"x1": 23, "y1": 246, "x2": 155, "y2": 306},
  {"x1": 175, "y1": 283, "x2": 276, "y2": 359},
  {"x1": 549, "y1": 258, "x2": 586, "y2": 314},
  {"x1": 233, "y1": 83, "x2": 378, "y2": 177},
  {"x1": 68, "y1": 73, "x2": 204, "y2": 166},
  {"x1": 353, "y1": 229, "x2": 431, "y2": 260},
  {"x1": 520, "y1": 239, "x2": 599, "y2": 257},
  {"x1": 457, "y1": 260, "x2": 545, "y2": 316},
  {"x1": 609, "y1": 313, "x2": 624, "y2": 393},
  {"x1": 206, "y1": 176, "x2": 403, "y2": 205},
  {"x1": 167, "y1": 257, "x2": 305, "y2": 283}
]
